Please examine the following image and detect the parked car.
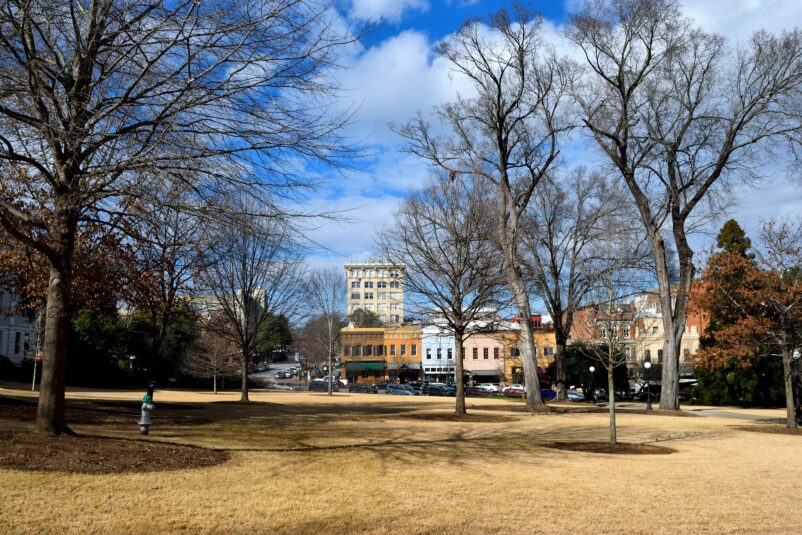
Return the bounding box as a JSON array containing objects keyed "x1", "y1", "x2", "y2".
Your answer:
[
  {"x1": 476, "y1": 383, "x2": 500, "y2": 393},
  {"x1": 502, "y1": 384, "x2": 525, "y2": 394},
  {"x1": 465, "y1": 386, "x2": 493, "y2": 397},
  {"x1": 567, "y1": 390, "x2": 585, "y2": 402},
  {"x1": 427, "y1": 384, "x2": 449, "y2": 396},
  {"x1": 408, "y1": 381, "x2": 430, "y2": 395},
  {"x1": 504, "y1": 387, "x2": 526, "y2": 398},
  {"x1": 309, "y1": 379, "x2": 339, "y2": 392},
  {"x1": 272, "y1": 382, "x2": 293, "y2": 391},
  {"x1": 386, "y1": 384, "x2": 416, "y2": 396},
  {"x1": 274, "y1": 370, "x2": 292, "y2": 379},
  {"x1": 348, "y1": 383, "x2": 377, "y2": 393}
]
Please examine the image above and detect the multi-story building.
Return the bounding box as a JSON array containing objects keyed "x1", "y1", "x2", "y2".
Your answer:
[
  {"x1": 340, "y1": 325, "x2": 421, "y2": 383},
  {"x1": 463, "y1": 330, "x2": 516, "y2": 384},
  {"x1": 0, "y1": 287, "x2": 38, "y2": 365},
  {"x1": 345, "y1": 260, "x2": 404, "y2": 323},
  {"x1": 421, "y1": 322, "x2": 456, "y2": 383}
]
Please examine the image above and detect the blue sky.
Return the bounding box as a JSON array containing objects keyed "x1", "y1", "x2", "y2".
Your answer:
[{"x1": 304, "y1": 1, "x2": 802, "y2": 272}]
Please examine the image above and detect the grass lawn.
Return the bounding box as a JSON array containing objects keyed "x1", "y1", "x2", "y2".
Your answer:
[{"x1": 0, "y1": 385, "x2": 800, "y2": 534}]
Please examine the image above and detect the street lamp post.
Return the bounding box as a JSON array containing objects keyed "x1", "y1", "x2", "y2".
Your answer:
[
  {"x1": 644, "y1": 361, "x2": 653, "y2": 411},
  {"x1": 589, "y1": 365, "x2": 596, "y2": 404}
]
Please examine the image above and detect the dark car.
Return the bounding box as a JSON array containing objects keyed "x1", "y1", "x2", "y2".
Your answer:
[
  {"x1": 309, "y1": 380, "x2": 339, "y2": 392},
  {"x1": 386, "y1": 384, "x2": 415, "y2": 396},
  {"x1": 373, "y1": 382, "x2": 390, "y2": 393},
  {"x1": 428, "y1": 384, "x2": 448, "y2": 396},
  {"x1": 465, "y1": 386, "x2": 493, "y2": 397},
  {"x1": 504, "y1": 387, "x2": 526, "y2": 398},
  {"x1": 408, "y1": 381, "x2": 430, "y2": 395},
  {"x1": 348, "y1": 383, "x2": 377, "y2": 393}
]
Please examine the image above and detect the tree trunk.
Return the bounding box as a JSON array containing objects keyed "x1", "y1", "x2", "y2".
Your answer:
[
  {"x1": 554, "y1": 335, "x2": 568, "y2": 401},
  {"x1": 508, "y1": 273, "x2": 544, "y2": 410},
  {"x1": 782, "y1": 346, "x2": 797, "y2": 429},
  {"x1": 36, "y1": 263, "x2": 74, "y2": 434},
  {"x1": 328, "y1": 352, "x2": 333, "y2": 396},
  {"x1": 241, "y1": 349, "x2": 249, "y2": 402},
  {"x1": 454, "y1": 329, "x2": 466, "y2": 416},
  {"x1": 608, "y1": 363, "x2": 616, "y2": 445},
  {"x1": 213, "y1": 372, "x2": 217, "y2": 394}
]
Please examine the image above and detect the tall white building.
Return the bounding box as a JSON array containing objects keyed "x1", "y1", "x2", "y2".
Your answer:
[{"x1": 345, "y1": 260, "x2": 404, "y2": 323}]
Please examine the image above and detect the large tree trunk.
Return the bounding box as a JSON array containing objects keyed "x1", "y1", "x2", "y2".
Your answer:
[
  {"x1": 454, "y1": 329, "x2": 466, "y2": 416},
  {"x1": 608, "y1": 363, "x2": 617, "y2": 445},
  {"x1": 649, "y1": 232, "x2": 686, "y2": 411},
  {"x1": 554, "y1": 333, "x2": 568, "y2": 401},
  {"x1": 241, "y1": 348, "x2": 249, "y2": 402},
  {"x1": 782, "y1": 346, "x2": 797, "y2": 429},
  {"x1": 36, "y1": 211, "x2": 76, "y2": 435},
  {"x1": 508, "y1": 274, "x2": 545, "y2": 410}
]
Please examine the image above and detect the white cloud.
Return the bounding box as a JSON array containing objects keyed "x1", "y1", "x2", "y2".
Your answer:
[
  {"x1": 679, "y1": 0, "x2": 802, "y2": 40},
  {"x1": 349, "y1": 0, "x2": 429, "y2": 24}
]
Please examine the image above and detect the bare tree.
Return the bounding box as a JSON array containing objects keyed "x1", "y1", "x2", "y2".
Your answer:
[
  {"x1": 184, "y1": 317, "x2": 238, "y2": 394},
  {"x1": 199, "y1": 214, "x2": 305, "y2": 402},
  {"x1": 578, "y1": 234, "x2": 647, "y2": 445},
  {"x1": 0, "y1": 0, "x2": 354, "y2": 433},
  {"x1": 124, "y1": 186, "x2": 208, "y2": 378},
  {"x1": 305, "y1": 267, "x2": 346, "y2": 394},
  {"x1": 399, "y1": 9, "x2": 574, "y2": 409},
  {"x1": 379, "y1": 174, "x2": 506, "y2": 415},
  {"x1": 568, "y1": 0, "x2": 802, "y2": 409},
  {"x1": 522, "y1": 167, "x2": 630, "y2": 401}
]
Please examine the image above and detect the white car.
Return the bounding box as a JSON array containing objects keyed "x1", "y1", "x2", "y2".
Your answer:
[
  {"x1": 476, "y1": 383, "x2": 500, "y2": 393},
  {"x1": 502, "y1": 384, "x2": 525, "y2": 394}
]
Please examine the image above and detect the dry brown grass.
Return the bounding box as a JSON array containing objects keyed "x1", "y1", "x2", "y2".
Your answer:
[{"x1": 1, "y1": 386, "x2": 800, "y2": 534}]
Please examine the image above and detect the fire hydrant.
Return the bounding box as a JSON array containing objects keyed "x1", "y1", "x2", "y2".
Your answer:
[{"x1": 139, "y1": 393, "x2": 155, "y2": 435}]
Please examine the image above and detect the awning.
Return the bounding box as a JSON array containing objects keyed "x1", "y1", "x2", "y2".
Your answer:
[
  {"x1": 470, "y1": 369, "x2": 503, "y2": 377},
  {"x1": 345, "y1": 361, "x2": 384, "y2": 371},
  {"x1": 386, "y1": 362, "x2": 418, "y2": 370}
]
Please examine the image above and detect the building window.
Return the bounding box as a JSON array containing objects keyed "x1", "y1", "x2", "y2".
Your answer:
[
  {"x1": 544, "y1": 347, "x2": 554, "y2": 356},
  {"x1": 411, "y1": 344, "x2": 417, "y2": 356},
  {"x1": 377, "y1": 345, "x2": 385, "y2": 356},
  {"x1": 657, "y1": 349, "x2": 663, "y2": 363},
  {"x1": 401, "y1": 344, "x2": 406, "y2": 356},
  {"x1": 391, "y1": 315, "x2": 400, "y2": 322},
  {"x1": 365, "y1": 304, "x2": 374, "y2": 311},
  {"x1": 351, "y1": 293, "x2": 360, "y2": 300},
  {"x1": 351, "y1": 281, "x2": 360, "y2": 288},
  {"x1": 390, "y1": 303, "x2": 400, "y2": 310},
  {"x1": 510, "y1": 347, "x2": 520, "y2": 357},
  {"x1": 364, "y1": 292, "x2": 374, "y2": 299},
  {"x1": 652, "y1": 326, "x2": 658, "y2": 334},
  {"x1": 390, "y1": 293, "x2": 400, "y2": 300},
  {"x1": 426, "y1": 348, "x2": 431, "y2": 360},
  {"x1": 378, "y1": 281, "x2": 387, "y2": 288},
  {"x1": 483, "y1": 348, "x2": 489, "y2": 359},
  {"x1": 493, "y1": 347, "x2": 499, "y2": 359},
  {"x1": 364, "y1": 281, "x2": 374, "y2": 288},
  {"x1": 354, "y1": 345, "x2": 361, "y2": 357},
  {"x1": 364, "y1": 345, "x2": 373, "y2": 357},
  {"x1": 377, "y1": 303, "x2": 386, "y2": 311},
  {"x1": 14, "y1": 332, "x2": 21, "y2": 354},
  {"x1": 350, "y1": 270, "x2": 357, "y2": 277},
  {"x1": 437, "y1": 347, "x2": 442, "y2": 359},
  {"x1": 473, "y1": 348, "x2": 478, "y2": 359},
  {"x1": 390, "y1": 281, "x2": 400, "y2": 288},
  {"x1": 447, "y1": 348, "x2": 452, "y2": 360},
  {"x1": 683, "y1": 348, "x2": 691, "y2": 359},
  {"x1": 344, "y1": 346, "x2": 351, "y2": 357},
  {"x1": 378, "y1": 292, "x2": 386, "y2": 300},
  {"x1": 390, "y1": 344, "x2": 396, "y2": 356},
  {"x1": 644, "y1": 349, "x2": 651, "y2": 362}
]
